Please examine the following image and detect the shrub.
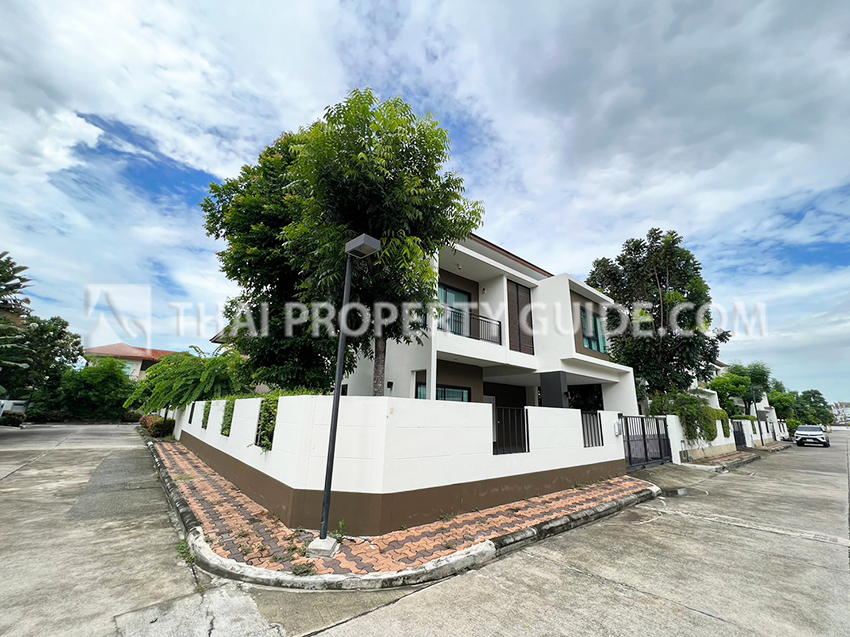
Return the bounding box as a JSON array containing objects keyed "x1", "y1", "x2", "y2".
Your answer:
[
  {"x1": 61, "y1": 357, "x2": 134, "y2": 419},
  {"x1": 715, "y1": 409, "x2": 730, "y2": 438},
  {"x1": 786, "y1": 419, "x2": 801, "y2": 436},
  {"x1": 649, "y1": 391, "x2": 718, "y2": 441},
  {"x1": 0, "y1": 412, "x2": 26, "y2": 426},
  {"x1": 221, "y1": 400, "x2": 235, "y2": 437},
  {"x1": 149, "y1": 418, "x2": 176, "y2": 438},
  {"x1": 121, "y1": 410, "x2": 142, "y2": 422},
  {"x1": 202, "y1": 401, "x2": 211, "y2": 429},
  {"x1": 255, "y1": 397, "x2": 278, "y2": 451},
  {"x1": 140, "y1": 414, "x2": 163, "y2": 430},
  {"x1": 47, "y1": 410, "x2": 66, "y2": 422}
]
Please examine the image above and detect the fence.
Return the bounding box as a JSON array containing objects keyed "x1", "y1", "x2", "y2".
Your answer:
[
  {"x1": 581, "y1": 411, "x2": 604, "y2": 447},
  {"x1": 493, "y1": 406, "x2": 529, "y2": 455},
  {"x1": 621, "y1": 415, "x2": 672, "y2": 468}
]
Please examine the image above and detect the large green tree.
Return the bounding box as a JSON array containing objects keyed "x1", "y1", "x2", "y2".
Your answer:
[
  {"x1": 708, "y1": 373, "x2": 751, "y2": 416},
  {"x1": 0, "y1": 251, "x2": 31, "y2": 316},
  {"x1": 61, "y1": 358, "x2": 135, "y2": 419},
  {"x1": 203, "y1": 133, "x2": 341, "y2": 391},
  {"x1": 795, "y1": 389, "x2": 833, "y2": 426},
  {"x1": 586, "y1": 228, "x2": 729, "y2": 395},
  {"x1": 0, "y1": 252, "x2": 33, "y2": 396},
  {"x1": 284, "y1": 89, "x2": 483, "y2": 395}
]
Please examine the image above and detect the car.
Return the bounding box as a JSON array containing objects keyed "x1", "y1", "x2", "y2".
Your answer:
[{"x1": 794, "y1": 425, "x2": 830, "y2": 447}]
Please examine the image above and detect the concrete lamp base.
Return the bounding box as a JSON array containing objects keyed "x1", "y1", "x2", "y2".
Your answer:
[{"x1": 306, "y1": 536, "x2": 340, "y2": 558}]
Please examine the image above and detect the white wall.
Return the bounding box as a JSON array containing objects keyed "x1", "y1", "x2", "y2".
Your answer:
[
  {"x1": 176, "y1": 396, "x2": 627, "y2": 495},
  {"x1": 665, "y1": 415, "x2": 738, "y2": 462}
]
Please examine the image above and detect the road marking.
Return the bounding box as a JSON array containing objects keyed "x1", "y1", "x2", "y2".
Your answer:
[{"x1": 636, "y1": 504, "x2": 850, "y2": 547}]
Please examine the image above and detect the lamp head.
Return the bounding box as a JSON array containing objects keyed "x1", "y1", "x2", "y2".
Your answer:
[{"x1": 345, "y1": 234, "x2": 381, "y2": 259}]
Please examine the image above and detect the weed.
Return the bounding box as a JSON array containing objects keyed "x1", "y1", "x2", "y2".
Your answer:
[
  {"x1": 439, "y1": 512, "x2": 456, "y2": 522},
  {"x1": 175, "y1": 474, "x2": 195, "y2": 481},
  {"x1": 257, "y1": 544, "x2": 269, "y2": 553},
  {"x1": 163, "y1": 435, "x2": 177, "y2": 442},
  {"x1": 330, "y1": 519, "x2": 346, "y2": 543},
  {"x1": 237, "y1": 530, "x2": 250, "y2": 538},
  {"x1": 398, "y1": 525, "x2": 407, "y2": 531},
  {"x1": 195, "y1": 584, "x2": 208, "y2": 594},
  {"x1": 291, "y1": 562, "x2": 316, "y2": 577},
  {"x1": 443, "y1": 541, "x2": 456, "y2": 550},
  {"x1": 240, "y1": 545, "x2": 251, "y2": 555},
  {"x1": 177, "y1": 540, "x2": 194, "y2": 565}
]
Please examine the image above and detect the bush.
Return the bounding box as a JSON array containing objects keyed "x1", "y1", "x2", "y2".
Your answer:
[
  {"x1": 201, "y1": 402, "x2": 211, "y2": 429},
  {"x1": 0, "y1": 412, "x2": 26, "y2": 426},
  {"x1": 649, "y1": 391, "x2": 718, "y2": 441},
  {"x1": 255, "y1": 397, "x2": 278, "y2": 451},
  {"x1": 122, "y1": 410, "x2": 142, "y2": 422},
  {"x1": 221, "y1": 400, "x2": 235, "y2": 436},
  {"x1": 47, "y1": 410, "x2": 66, "y2": 422},
  {"x1": 61, "y1": 358, "x2": 135, "y2": 419},
  {"x1": 140, "y1": 414, "x2": 163, "y2": 430},
  {"x1": 786, "y1": 419, "x2": 801, "y2": 436},
  {"x1": 149, "y1": 418, "x2": 175, "y2": 438},
  {"x1": 715, "y1": 409, "x2": 730, "y2": 438}
]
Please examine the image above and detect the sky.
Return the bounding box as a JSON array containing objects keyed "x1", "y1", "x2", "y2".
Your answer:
[{"x1": 2, "y1": 0, "x2": 849, "y2": 401}]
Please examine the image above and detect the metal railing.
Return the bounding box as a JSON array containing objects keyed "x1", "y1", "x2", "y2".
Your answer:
[
  {"x1": 438, "y1": 306, "x2": 502, "y2": 345},
  {"x1": 493, "y1": 406, "x2": 529, "y2": 455},
  {"x1": 581, "y1": 411, "x2": 604, "y2": 447}
]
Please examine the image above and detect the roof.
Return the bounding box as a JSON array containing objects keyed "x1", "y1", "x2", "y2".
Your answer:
[
  {"x1": 84, "y1": 343, "x2": 178, "y2": 362},
  {"x1": 469, "y1": 234, "x2": 554, "y2": 278}
]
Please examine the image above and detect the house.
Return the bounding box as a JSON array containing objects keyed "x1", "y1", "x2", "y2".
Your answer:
[
  {"x1": 84, "y1": 343, "x2": 177, "y2": 380},
  {"x1": 343, "y1": 234, "x2": 640, "y2": 416},
  {"x1": 172, "y1": 234, "x2": 647, "y2": 535},
  {"x1": 832, "y1": 402, "x2": 850, "y2": 425}
]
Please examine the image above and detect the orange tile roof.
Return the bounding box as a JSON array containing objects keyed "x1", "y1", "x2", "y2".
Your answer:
[{"x1": 84, "y1": 342, "x2": 178, "y2": 361}]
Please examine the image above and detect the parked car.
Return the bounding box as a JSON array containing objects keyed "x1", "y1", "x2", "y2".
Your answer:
[{"x1": 795, "y1": 425, "x2": 830, "y2": 447}]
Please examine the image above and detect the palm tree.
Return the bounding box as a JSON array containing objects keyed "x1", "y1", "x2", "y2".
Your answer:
[{"x1": 0, "y1": 252, "x2": 32, "y2": 396}]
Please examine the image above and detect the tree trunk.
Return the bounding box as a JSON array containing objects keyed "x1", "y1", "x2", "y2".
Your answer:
[{"x1": 372, "y1": 335, "x2": 387, "y2": 396}]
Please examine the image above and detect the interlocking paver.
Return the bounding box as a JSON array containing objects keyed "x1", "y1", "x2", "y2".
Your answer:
[{"x1": 157, "y1": 441, "x2": 654, "y2": 576}]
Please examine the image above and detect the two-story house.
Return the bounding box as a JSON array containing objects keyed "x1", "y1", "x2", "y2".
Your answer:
[{"x1": 342, "y1": 234, "x2": 639, "y2": 422}]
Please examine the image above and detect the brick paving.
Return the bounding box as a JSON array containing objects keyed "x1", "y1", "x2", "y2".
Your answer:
[
  {"x1": 157, "y1": 441, "x2": 654, "y2": 576},
  {"x1": 692, "y1": 451, "x2": 758, "y2": 467}
]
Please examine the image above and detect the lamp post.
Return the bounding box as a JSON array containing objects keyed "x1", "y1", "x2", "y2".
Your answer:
[{"x1": 308, "y1": 233, "x2": 381, "y2": 557}]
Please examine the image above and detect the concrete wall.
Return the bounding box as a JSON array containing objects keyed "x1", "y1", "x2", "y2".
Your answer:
[
  {"x1": 173, "y1": 395, "x2": 628, "y2": 534},
  {"x1": 666, "y1": 416, "x2": 737, "y2": 463}
]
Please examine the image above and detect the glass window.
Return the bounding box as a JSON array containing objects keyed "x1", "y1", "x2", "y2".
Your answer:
[
  {"x1": 438, "y1": 284, "x2": 471, "y2": 336},
  {"x1": 436, "y1": 385, "x2": 471, "y2": 402},
  {"x1": 416, "y1": 383, "x2": 426, "y2": 400},
  {"x1": 581, "y1": 307, "x2": 607, "y2": 354}
]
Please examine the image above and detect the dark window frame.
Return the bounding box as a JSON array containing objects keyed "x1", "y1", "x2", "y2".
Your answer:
[
  {"x1": 580, "y1": 306, "x2": 607, "y2": 353},
  {"x1": 435, "y1": 384, "x2": 472, "y2": 402}
]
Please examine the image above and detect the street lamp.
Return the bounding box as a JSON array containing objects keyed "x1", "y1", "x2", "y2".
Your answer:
[
  {"x1": 308, "y1": 233, "x2": 381, "y2": 558},
  {"x1": 752, "y1": 385, "x2": 764, "y2": 446}
]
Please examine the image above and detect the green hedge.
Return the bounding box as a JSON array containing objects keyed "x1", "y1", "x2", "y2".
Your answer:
[
  {"x1": 649, "y1": 392, "x2": 720, "y2": 442},
  {"x1": 715, "y1": 409, "x2": 730, "y2": 438},
  {"x1": 221, "y1": 400, "x2": 235, "y2": 437},
  {"x1": 201, "y1": 401, "x2": 211, "y2": 429},
  {"x1": 255, "y1": 398, "x2": 278, "y2": 452}
]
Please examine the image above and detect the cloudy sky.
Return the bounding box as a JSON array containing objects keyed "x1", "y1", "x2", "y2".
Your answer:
[{"x1": 2, "y1": 1, "x2": 849, "y2": 400}]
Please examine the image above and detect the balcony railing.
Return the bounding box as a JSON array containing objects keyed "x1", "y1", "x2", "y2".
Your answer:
[{"x1": 437, "y1": 306, "x2": 502, "y2": 345}]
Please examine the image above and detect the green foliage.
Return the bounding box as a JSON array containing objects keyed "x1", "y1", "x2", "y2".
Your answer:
[
  {"x1": 648, "y1": 391, "x2": 718, "y2": 441},
  {"x1": 290, "y1": 562, "x2": 315, "y2": 576},
  {"x1": 768, "y1": 390, "x2": 796, "y2": 419},
  {"x1": 221, "y1": 400, "x2": 235, "y2": 436},
  {"x1": 0, "y1": 251, "x2": 31, "y2": 316},
  {"x1": 794, "y1": 389, "x2": 833, "y2": 426},
  {"x1": 283, "y1": 89, "x2": 484, "y2": 394},
  {"x1": 149, "y1": 418, "x2": 175, "y2": 438},
  {"x1": 586, "y1": 229, "x2": 729, "y2": 394},
  {"x1": 0, "y1": 412, "x2": 25, "y2": 426},
  {"x1": 0, "y1": 315, "x2": 83, "y2": 400},
  {"x1": 140, "y1": 414, "x2": 162, "y2": 429},
  {"x1": 708, "y1": 373, "x2": 751, "y2": 416},
  {"x1": 124, "y1": 347, "x2": 249, "y2": 413},
  {"x1": 785, "y1": 419, "x2": 801, "y2": 435},
  {"x1": 176, "y1": 540, "x2": 194, "y2": 564},
  {"x1": 61, "y1": 357, "x2": 135, "y2": 419},
  {"x1": 202, "y1": 401, "x2": 211, "y2": 429},
  {"x1": 255, "y1": 397, "x2": 278, "y2": 451},
  {"x1": 330, "y1": 519, "x2": 346, "y2": 543},
  {"x1": 122, "y1": 410, "x2": 141, "y2": 422}
]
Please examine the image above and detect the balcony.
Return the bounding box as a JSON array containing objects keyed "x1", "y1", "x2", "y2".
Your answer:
[{"x1": 437, "y1": 306, "x2": 502, "y2": 345}]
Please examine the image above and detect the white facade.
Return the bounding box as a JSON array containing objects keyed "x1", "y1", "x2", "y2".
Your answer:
[{"x1": 344, "y1": 235, "x2": 640, "y2": 416}]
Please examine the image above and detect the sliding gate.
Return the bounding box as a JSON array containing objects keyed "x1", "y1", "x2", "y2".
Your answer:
[{"x1": 621, "y1": 415, "x2": 672, "y2": 469}]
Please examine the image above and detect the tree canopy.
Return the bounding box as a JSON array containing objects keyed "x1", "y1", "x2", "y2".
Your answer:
[
  {"x1": 124, "y1": 347, "x2": 250, "y2": 413},
  {"x1": 586, "y1": 228, "x2": 729, "y2": 395},
  {"x1": 61, "y1": 358, "x2": 135, "y2": 420}
]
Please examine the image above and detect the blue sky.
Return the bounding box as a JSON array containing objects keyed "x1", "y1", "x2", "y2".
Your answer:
[{"x1": 2, "y1": 1, "x2": 850, "y2": 401}]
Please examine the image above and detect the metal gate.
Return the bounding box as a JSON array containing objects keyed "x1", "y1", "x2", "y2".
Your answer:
[
  {"x1": 622, "y1": 416, "x2": 672, "y2": 469},
  {"x1": 732, "y1": 420, "x2": 747, "y2": 449}
]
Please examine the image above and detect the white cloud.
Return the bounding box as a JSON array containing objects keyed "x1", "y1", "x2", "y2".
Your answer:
[{"x1": 3, "y1": 0, "x2": 850, "y2": 399}]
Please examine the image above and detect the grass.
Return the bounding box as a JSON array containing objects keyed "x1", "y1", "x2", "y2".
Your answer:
[
  {"x1": 439, "y1": 512, "x2": 456, "y2": 522},
  {"x1": 177, "y1": 540, "x2": 194, "y2": 565},
  {"x1": 291, "y1": 562, "x2": 316, "y2": 576},
  {"x1": 174, "y1": 474, "x2": 195, "y2": 481}
]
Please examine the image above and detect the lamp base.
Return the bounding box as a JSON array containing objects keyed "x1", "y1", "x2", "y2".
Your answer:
[{"x1": 306, "y1": 536, "x2": 340, "y2": 558}]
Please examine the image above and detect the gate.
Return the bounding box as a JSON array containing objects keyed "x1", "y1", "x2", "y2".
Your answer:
[
  {"x1": 621, "y1": 415, "x2": 672, "y2": 469},
  {"x1": 732, "y1": 420, "x2": 747, "y2": 449}
]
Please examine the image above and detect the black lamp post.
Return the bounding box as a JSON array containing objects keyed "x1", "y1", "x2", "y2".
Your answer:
[{"x1": 315, "y1": 233, "x2": 380, "y2": 548}]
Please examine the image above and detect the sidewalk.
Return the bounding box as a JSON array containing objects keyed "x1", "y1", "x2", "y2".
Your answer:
[{"x1": 156, "y1": 442, "x2": 656, "y2": 579}]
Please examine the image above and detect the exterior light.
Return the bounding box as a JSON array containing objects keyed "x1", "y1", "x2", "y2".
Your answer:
[{"x1": 345, "y1": 234, "x2": 381, "y2": 259}]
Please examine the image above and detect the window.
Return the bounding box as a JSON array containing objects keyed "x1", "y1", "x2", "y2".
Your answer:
[
  {"x1": 581, "y1": 307, "x2": 607, "y2": 353},
  {"x1": 416, "y1": 382, "x2": 426, "y2": 400},
  {"x1": 436, "y1": 385, "x2": 471, "y2": 402},
  {"x1": 507, "y1": 280, "x2": 534, "y2": 354},
  {"x1": 438, "y1": 283, "x2": 471, "y2": 336}
]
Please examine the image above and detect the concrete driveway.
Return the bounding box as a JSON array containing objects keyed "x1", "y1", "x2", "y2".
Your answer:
[{"x1": 2, "y1": 425, "x2": 848, "y2": 636}]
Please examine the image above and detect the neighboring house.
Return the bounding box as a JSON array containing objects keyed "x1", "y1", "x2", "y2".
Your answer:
[
  {"x1": 84, "y1": 343, "x2": 177, "y2": 380},
  {"x1": 343, "y1": 234, "x2": 640, "y2": 415},
  {"x1": 832, "y1": 402, "x2": 850, "y2": 425}
]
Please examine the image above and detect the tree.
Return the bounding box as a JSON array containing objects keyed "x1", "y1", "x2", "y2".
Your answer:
[
  {"x1": 0, "y1": 251, "x2": 31, "y2": 316},
  {"x1": 203, "y1": 134, "x2": 342, "y2": 391},
  {"x1": 0, "y1": 315, "x2": 83, "y2": 399},
  {"x1": 708, "y1": 373, "x2": 751, "y2": 416},
  {"x1": 124, "y1": 347, "x2": 250, "y2": 414},
  {"x1": 586, "y1": 228, "x2": 729, "y2": 395},
  {"x1": 768, "y1": 389, "x2": 797, "y2": 419},
  {"x1": 284, "y1": 89, "x2": 483, "y2": 395},
  {"x1": 795, "y1": 389, "x2": 833, "y2": 426},
  {"x1": 0, "y1": 251, "x2": 33, "y2": 396},
  {"x1": 61, "y1": 358, "x2": 135, "y2": 419}
]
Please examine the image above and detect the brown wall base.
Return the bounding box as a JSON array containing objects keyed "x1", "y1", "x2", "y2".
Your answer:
[{"x1": 181, "y1": 432, "x2": 626, "y2": 536}]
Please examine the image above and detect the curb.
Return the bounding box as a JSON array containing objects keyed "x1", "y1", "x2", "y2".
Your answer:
[
  {"x1": 758, "y1": 443, "x2": 793, "y2": 453},
  {"x1": 143, "y1": 438, "x2": 659, "y2": 590}
]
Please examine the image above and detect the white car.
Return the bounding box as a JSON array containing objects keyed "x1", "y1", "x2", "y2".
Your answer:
[{"x1": 795, "y1": 425, "x2": 830, "y2": 447}]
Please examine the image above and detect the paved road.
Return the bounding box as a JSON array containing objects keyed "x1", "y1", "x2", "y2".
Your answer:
[{"x1": 2, "y1": 425, "x2": 848, "y2": 636}]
